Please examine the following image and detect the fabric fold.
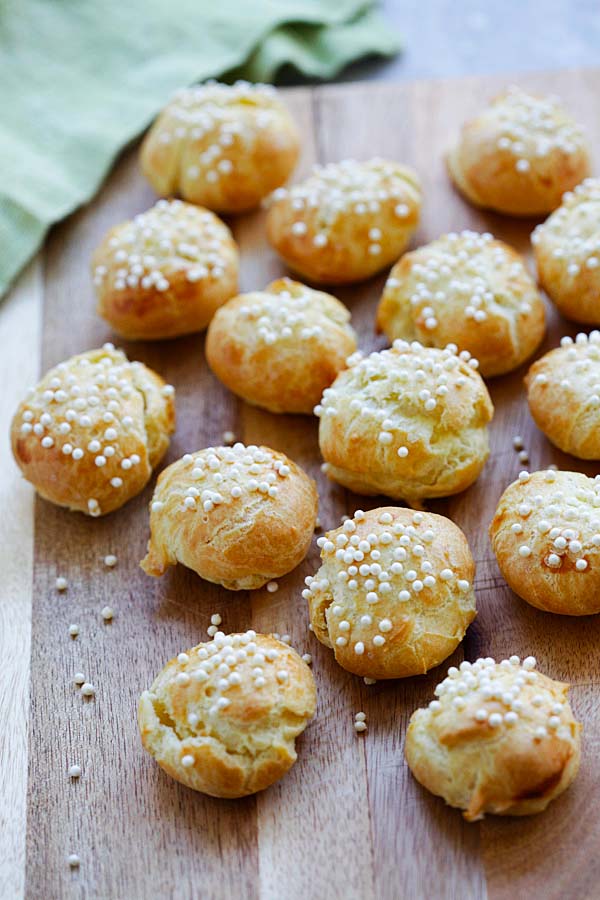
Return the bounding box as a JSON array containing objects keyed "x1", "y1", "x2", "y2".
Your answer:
[{"x1": 0, "y1": 0, "x2": 400, "y2": 297}]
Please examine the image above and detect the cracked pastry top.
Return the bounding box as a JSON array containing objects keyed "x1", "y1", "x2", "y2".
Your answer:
[
  {"x1": 265, "y1": 158, "x2": 421, "y2": 284},
  {"x1": 140, "y1": 81, "x2": 300, "y2": 214},
  {"x1": 316, "y1": 340, "x2": 493, "y2": 506},
  {"x1": 10, "y1": 343, "x2": 175, "y2": 516},
  {"x1": 138, "y1": 631, "x2": 316, "y2": 798},
  {"x1": 140, "y1": 444, "x2": 318, "y2": 590},
  {"x1": 92, "y1": 199, "x2": 239, "y2": 340},
  {"x1": 304, "y1": 506, "x2": 476, "y2": 679},
  {"x1": 447, "y1": 85, "x2": 591, "y2": 216},
  {"x1": 405, "y1": 655, "x2": 581, "y2": 820}
]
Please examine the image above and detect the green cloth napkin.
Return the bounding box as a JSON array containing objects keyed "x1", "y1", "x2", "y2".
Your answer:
[{"x1": 0, "y1": 0, "x2": 399, "y2": 298}]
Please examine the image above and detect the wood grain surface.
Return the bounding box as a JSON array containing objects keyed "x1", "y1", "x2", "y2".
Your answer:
[{"x1": 7, "y1": 68, "x2": 600, "y2": 900}]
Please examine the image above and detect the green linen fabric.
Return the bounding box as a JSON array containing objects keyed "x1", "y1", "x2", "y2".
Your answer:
[{"x1": 0, "y1": 0, "x2": 400, "y2": 297}]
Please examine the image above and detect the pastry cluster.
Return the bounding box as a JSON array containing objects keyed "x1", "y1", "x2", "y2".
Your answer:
[
  {"x1": 405, "y1": 656, "x2": 581, "y2": 820},
  {"x1": 139, "y1": 632, "x2": 316, "y2": 798},
  {"x1": 448, "y1": 86, "x2": 590, "y2": 216},
  {"x1": 377, "y1": 231, "x2": 545, "y2": 376},
  {"x1": 265, "y1": 158, "x2": 421, "y2": 283},
  {"x1": 140, "y1": 80, "x2": 300, "y2": 213},
  {"x1": 304, "y1": 507, "x2": 476, "y2": 679},
  {"x1": 12, "y1": 77, "x2": 596, "y2": 815},
  {"x1": 316, "y1": 340, "x2": 493, "y2": 506}
]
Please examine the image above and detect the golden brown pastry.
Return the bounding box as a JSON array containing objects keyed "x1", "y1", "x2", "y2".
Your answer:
[
  {"x1": 205, "y1": 278, "x2": 357, "y2": 414},
  {"x1": 376, "y1": 230, "x2": 545, "y2": 377},
  {"x1": 141, "y1": 444, "x2": 318, "y2": 589},
  {"x1": 447, "y1": 86, "x2": 591, "y2": 216},
  {"x1": 92, "y1": 199, "x2": 239, "y2": 340},
  {"x1": 265, "y1": 158, "x2": 421, "y2": 284},
  {"x1": 304, "y1": 507, "x2": 476, "y2": 679},
  {"x1": 405, "y1": 655, "x2": 581, "y2": 820},
  {"x1": 532, "y1": 178, "x2": 600, "y2": 324},
  {"x1": 316, "y1": 340, "x2": 494, "y2": 507},
  {"x1": 139, "y1": 631, "x2": 316, "y2": 798},
  {"x1": 140, "y1": 81, "x2": 300, "y2": 213},
  {"x1": 10, "y1": 344, "x2": 175, "y2": 516},
  {"x1": 489, "y1": 468, "x2": 600, "y2": 615},
  {"x1": 525, "y1": 332, "x2": 600, "y2": 459}
]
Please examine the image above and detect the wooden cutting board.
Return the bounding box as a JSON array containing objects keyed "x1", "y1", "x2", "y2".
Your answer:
[{"x1": 6, "y1": 67, "x2": 600, "y2": 900}]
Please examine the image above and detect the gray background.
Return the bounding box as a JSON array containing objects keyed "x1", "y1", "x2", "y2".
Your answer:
[{"x1": 309, "y1": 0, "x2": 600, "y2": 83}]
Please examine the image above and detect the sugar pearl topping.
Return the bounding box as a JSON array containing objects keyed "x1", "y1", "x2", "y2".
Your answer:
[
  {"x1": 152, "y1": 632, "x2": 299, "y2": 739},
  {"x1": 93, "y1": 199, "x2": 233, "y2": 293},
  {"x1": 15, "y1": 346, "x2": 174, "y2": 516},
  {"x1": 304, "y1": 508, "x2": 473, "y2": 656},
  {"x1": 265, "y1": 158, "x2": 420, "y2": 254},
  {"x1": 151, "y1": 443, "x2": 292, "y2": 516},
  {"x1": 229, "y1": 279, "x2": 352, "y2": 347},
  {"x1": 315, "y1": 341, "x2": 488, "y2": 451},
  {"x1": 482, "y1": 86, "x2": 586, "y2": 170},
  {"x1": 425, "y1": 655, "x2": 572, "y2": 741},
  {"x1": 148, "y1": 80, "x2": 287, "y2": 185},
  {"x1": 497, "y1": 469, "x2": 600, "y2": 574},
  {"x1": 529, "y1": 331, "x2": 600, "y2": 402},
  {"x1": 532, "y1": 179, "x2": 600, "y2": 274},
  {"x1": 382, "y1": 230, "x2": 537, "y2": 334}
]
